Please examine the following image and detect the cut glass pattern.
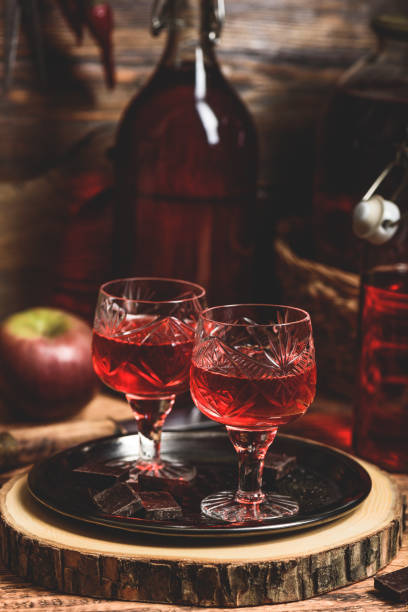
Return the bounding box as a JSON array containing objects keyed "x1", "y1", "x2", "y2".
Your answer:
[
  {"x1": 116, "y1": 316, "x2": 195, "y2": 344},
  {"x1": 194, "y1": 331, "x2": 314, "y2": 379},
  {"x1": 95, "y1": 298, "x2": 126, "y2": 335}
]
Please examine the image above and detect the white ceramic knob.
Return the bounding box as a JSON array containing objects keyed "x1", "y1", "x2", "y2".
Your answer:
[{"x1": 352, "y1": 195, "x2": 401, "y2": 245}]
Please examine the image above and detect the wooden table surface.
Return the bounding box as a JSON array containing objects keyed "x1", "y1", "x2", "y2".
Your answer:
[{"x1": 0, "y1": 393, "x2": 407, "y2": 611}]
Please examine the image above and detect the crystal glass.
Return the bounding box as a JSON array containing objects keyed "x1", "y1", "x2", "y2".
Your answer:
[
  {"x1": 92, "y1": 277, "x2": 206, "y2": 480},
  {"x1": 190, "y1": 304, "x2": 316, "y2": 522}
]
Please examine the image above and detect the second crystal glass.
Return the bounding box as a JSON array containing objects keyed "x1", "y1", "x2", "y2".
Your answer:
[
  {"x1": 92, "y1": 277, "x2": 206, "y2": 480},
  {"x1": 190, "y1": 304, "x2": 316, "y2": 522}
]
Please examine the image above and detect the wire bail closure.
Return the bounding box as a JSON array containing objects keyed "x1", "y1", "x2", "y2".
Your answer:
[
  {"x1": 362, "y1": 139, "x2": 408, "y2": 203},
  {"x1": 151, "y1": 0, "x2": 225, "y2": 40},
  {"x1": 151, "y1": 0, "x2": 169, "y2": 36},
  {"x1": 209, "y1": 0, "x2": 225, "y2": 41},
  {"x1": 352, "y1": 140, "x2": 408, "y2": 244}
]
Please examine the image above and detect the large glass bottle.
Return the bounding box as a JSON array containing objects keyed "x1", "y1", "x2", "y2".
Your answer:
[
  {"x1": 51, "y1": 134, "x2": 114, "y2": 324},
  {"x1": 352, "y1": 153, "x2": 408, "y2": 471},
  {"x1": 313, "y1": 13, "x2": 408, "y2": 272},
  {"x1": 113, "y1": 0, "x2": 258, "y2": 304}
]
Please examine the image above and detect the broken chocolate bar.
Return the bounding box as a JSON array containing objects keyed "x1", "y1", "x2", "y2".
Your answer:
[
  {"x1": 93, "y1": 481, "x2": 142, "y2": 517},
  {"x1": 264, "y1": 453, "x2": 296, "y2": 480},
  {"x1": 374, "y1": 566, "x2": 408, "y2": 602},
  {"x1": 73, "y1": 458, "x2": 132, "y2": 488},
  {"x1": 139, "y1": 490, "x2": 182, "y2": 520},
  {"x1": 137, "y1": 471, "x2": 192, "y2": 496}
]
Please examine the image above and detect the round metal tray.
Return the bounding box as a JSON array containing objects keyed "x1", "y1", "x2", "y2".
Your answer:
[{"x1": 28, "y1": 431, "x2": 371, "y2": 539}]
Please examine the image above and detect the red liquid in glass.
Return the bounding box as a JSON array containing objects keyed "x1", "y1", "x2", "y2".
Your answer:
[
  {"x1": 354, "y1": 266, "x2": 408, "y2": 471},
  {"x1": 114, "y1": 62, "x2": 258, "y2": 304},
  {"x1": 92, "y1": 315, "x2": 194, "y2": 398},
  {"x1": 314, "y1": 89, "x2": 408, "y2": 271},
  {"x1": 190, "y1": 361, "x2": 316, "y2": 430}
]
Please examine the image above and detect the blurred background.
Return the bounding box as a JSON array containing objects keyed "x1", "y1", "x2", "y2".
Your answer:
[
  {"x1": 0, "y1": 1, "x2": 384, "y2": 182},
  {"x1": 0, "y1": 0, "x2": 393, "y2": 401},
  {"x1": 0, "y1": 0, "x2": 408, "y2": 476}
]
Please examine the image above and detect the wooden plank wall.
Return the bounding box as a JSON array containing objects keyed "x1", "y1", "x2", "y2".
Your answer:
[
  {"x1": 0, "y1": 0, "x2": 382, "y2": 189},
  {"x1": 0, "y1": 0, "x2": 384, "y2": 318}
]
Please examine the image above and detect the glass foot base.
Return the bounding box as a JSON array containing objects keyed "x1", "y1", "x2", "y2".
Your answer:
[
  {"x1": 129, "y1": 459, "x2": 196, "y2": 482},
  {"x1": 201, "y1": 490, "x2": 299, "y2": 523}
]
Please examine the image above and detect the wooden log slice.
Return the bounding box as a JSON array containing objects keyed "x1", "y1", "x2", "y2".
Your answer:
[{"x1": 0, "y1": 460, "x2": 403, "y2": 607}]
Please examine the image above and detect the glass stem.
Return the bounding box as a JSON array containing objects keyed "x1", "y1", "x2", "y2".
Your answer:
[
  {"x1": 126, "y1": 395, "x2": 175, "y2": 464},
  {"x1": 226, "y1": 427, "x2": 278, "y2": 504}
]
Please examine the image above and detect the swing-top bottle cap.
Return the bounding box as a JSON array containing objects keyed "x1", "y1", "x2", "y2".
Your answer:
[{"x1": 352, "y1": 195, "x2": 401, "y2": 245}]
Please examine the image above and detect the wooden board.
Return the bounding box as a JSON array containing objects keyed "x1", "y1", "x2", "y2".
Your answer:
[{"x1": 0, "y1": 459, "x2": 403, "y2": 607}]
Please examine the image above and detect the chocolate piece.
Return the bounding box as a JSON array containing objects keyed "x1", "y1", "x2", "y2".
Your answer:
[
  {"x1": 264, "y1": 453, "x2": 296, "y2": 480},
  {"x1": 137, "y1": 472, "x2": 192, "y2": 498},
  {"x1": 374, "y1": 567, "x2": 408, "y2": 602},
  {"x1": 93, "y1": 481, "x2": 142, "y2": 517},
  {"x1": 139, "y1": 491, "x2": 182, "y2": 520},
  {"x1": 137, "y1": 473, "x2": 166, "y2": 491},
  {"x1": 73, "y1": 458, "x2": 132, "y2": 488}
]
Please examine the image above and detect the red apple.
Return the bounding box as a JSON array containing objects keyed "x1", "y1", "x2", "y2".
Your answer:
[{"x1": 0, "y1": 307, "x2": 97, "y2": 421}]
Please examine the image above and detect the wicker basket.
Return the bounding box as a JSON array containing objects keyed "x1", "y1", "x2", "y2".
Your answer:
[{"x1": 274, "y1": 219, "x2": 360, "y2": 399}]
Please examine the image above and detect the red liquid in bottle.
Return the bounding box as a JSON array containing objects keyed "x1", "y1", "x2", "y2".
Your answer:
[
  {"x1": 52, "y1": 170, "x2": 113, "y2": 324},
  {"x1": 314, "y1": 89, "x2": 408, "y2": 271},
  {"x1": 114, "y1": 61, "x2": 257, "y2": 304},
  {"x1": 92, "y1": 315, "x2": 194, "y2": 398},
  {"x1": 190, "y1": 360, "x2": 316, "y2": 430},
  {"x1": 354, "y1": 265, "x2": 408, "y2": 471}
]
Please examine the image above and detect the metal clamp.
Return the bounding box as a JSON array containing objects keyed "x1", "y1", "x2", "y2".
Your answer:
[
  {"x1": 354, "y1": 134, "x2": 408, "y2": 244},
  {"x1": 362, "y1": 139, "x2": 408, "y2": 203},
  {"x1": 151, "y1": 0, "x2": 225, "y2": 40},
  {"x1": 209, "y1": 0, "x2": 225, "y2": 41},
  {"x1": 151, "y1": 0, "x2": 170, "y2": 36}
]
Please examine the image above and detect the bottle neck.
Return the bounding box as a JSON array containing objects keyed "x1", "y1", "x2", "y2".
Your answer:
[
  {"x1": 372, "y1": 13, "x2": 408, "y2": 61},
  {"x1": 376, "y1": 34, "x2": 408, "y2": 63},
  {"x1": 156, "y1": 0, "x2": 221, "y2": 67}
]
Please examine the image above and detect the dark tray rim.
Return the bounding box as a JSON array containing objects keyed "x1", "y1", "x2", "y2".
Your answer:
[{"x1": 28, "y1": 432, "x2": 372, "y2": 539}]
